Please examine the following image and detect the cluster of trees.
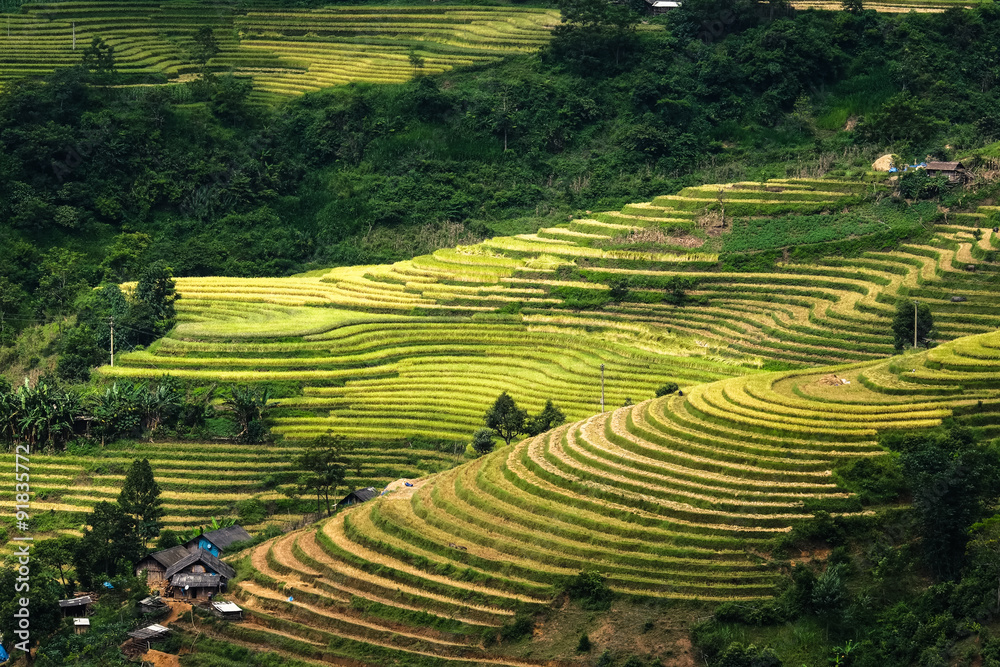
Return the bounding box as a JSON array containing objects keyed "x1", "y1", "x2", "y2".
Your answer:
[
  {"x1": 472, "y1": 392, "x2": 566, "y2": 455},
  {"x1": 0, "y1": 375, "x2": 272, "y2": 450},
  {"x1": 697, "y1": 424, "x2": 1000, "y2": 667}
]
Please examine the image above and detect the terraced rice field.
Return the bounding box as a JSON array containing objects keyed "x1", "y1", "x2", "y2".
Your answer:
[
  {"x1": 0, "y1": 439, "x2": 457, "y2": 538},
  {"x1": 97, "y1": 176, "x2": 1000, "y2": 443},
  {"x1": 218, "y1": 327, "x2": 1000, "y2": 664},
  {"x1": 0, "y1": 2, "x2": 557, "y2": 97}
]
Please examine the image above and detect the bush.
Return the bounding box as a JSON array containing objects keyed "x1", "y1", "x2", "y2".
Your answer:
[
  {"x1": 156, "y1": 529, "x2": 179, "y2": 550},
  {"x1": 577, "y1": 634, "x2": 592, "y2": 652},
  {"x1": 834, "y1": 454, "x2": 906, "y2": 505},
  {"x1": 567, "y1": 569, "x2": 613, "y2": 610},
  {"x1": 471, "y1": 428, "x2": 496, "y2": 455},
  {"x1": 716, "y1": 642, "x2": 782, "y2": 667},
  {"x1": 498, "y1": 613, "x2": 534, "y2": 642},
  {"x1": 236, "y1": 498, "x2": 267, "y2": 525},
  {"x1": 655, "y1": 382, "x2": 679, "y2": 397}
]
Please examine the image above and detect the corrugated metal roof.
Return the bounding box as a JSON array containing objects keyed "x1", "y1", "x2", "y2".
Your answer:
[
  {"x1": 186, "y1": 525, "x2": 252, "y2": 552},
  {"x1": 212, "y1": 601, "x2": 242, "y2": 613},
  {"x1": 74, "y1": 618, "x2": 91, "y2": 626},
  {"x1": 164, "y1": 548, "x2": 236, "y2": 580},
  {"x1": 338, "y1": 487, "x2": 378, "y2": 506},
  {"x1": 58, "y1": 596, "x2": 92, "y2": 608},
  {"x1": 128, "y1": 624, "x2": 170, "y2": 640},
  {"x1": 171, "y1": 573, "x2": 224, "y2": 587},
  {"x1": 144, "y1": 545, "x2": 192, "y2": 569},
  {"x1": 926, "y1": 161, "x2": 963, "y2": 170}
]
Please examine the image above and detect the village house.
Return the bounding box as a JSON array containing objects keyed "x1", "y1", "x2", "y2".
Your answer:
[
  {"x1": 336, "y1": 486, "x2": 379, "y2": 509},
  {"x1": 925, "y1": 161, "x2": 968, "y2": 183},
  {"x1": 184, "y1": 525, "x2": 252, "y2": 558},
  {"x1": 164, "y1": 548, "x2": 236, "y2": 600},
  {"x1": 211, "y1": 601, "x2": 244, "y2": 621},
  {"x1": 73, "y1": 618, "x2": 90, "y2": 635},
  {"x1": 134, "y1": 545, "x2": 191, "y2": 591}
]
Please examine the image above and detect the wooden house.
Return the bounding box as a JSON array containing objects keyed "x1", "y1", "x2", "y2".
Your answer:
[
  {"x1": 134, "y1": 545, "x2": 191, "y2": 590},
  {"x1": 336, "y1": 487, "x2": 378, "y2": 509},
  {"x1": 184, "y1": 525, "x2": 252, "y2": 558},
  {"x1": 164, "y1": 549, "x2": 236, "y2": 600},
  {"x1": 58, "y1": 595, "x2": 92, "y2": 618},
  {"x1": 211, "y1": 601, "x2": 244, "y2": 621},
  {"x1": 925, "y1": 161, "x2": 968, "y2": 183}
]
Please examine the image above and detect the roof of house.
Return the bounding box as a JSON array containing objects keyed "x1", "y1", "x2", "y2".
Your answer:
[
  {"x1": 138, "y1": 596, "x2": 167, "y2": 607},
  {"x1": 926, "y1": 161, "x2": 964, "y2": 170},
  {"x1": 171, "y1": 573, "x2": 225, "y2": 588},
  {"x1": 74, "y1": 618, "x2": 91, "y2": 627},
  {"x1": 338, "y1": 487, "x2": 378, "y2": 505},
  {"x1": 128, "y1": 624, "x2": 170, "y2": 640},
  {"x1": 164, "y1": 548, "x2": 236, "y2": 580},
  {"x1": 212, "y1": 601, "x2": 242, "y2": 613},
  {"x1": 140, "y1": 545, "x2": 192, "y2": 570},
  {"x1": 185, "y1": 525, "x2": 252, "y2": 551},
  {"x1": 58, "y1": 596, "x2": 93, "y2": 608}
]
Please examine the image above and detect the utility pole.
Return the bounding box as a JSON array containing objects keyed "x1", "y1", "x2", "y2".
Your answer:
[
  {"x1": 913, "y1": 300, "x2": 918, "y2": 350},
  {"x1": 600, "y1": 364, "x2": 605, "y2": 413},
  {"x1": 109, "y1": 314, "x2": 115, "y2": 366},
  {"x1": 72, "y1": 22, "x2": 76, "y2": 50}
]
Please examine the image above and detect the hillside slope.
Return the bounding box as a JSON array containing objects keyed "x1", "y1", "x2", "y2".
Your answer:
[{"x1": 217, "y1": 328, "x2": 1000, "y2": 665}]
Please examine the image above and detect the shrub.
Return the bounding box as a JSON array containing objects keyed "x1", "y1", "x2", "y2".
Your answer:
[
  {"x1": 499, "y1": 613, "x2": 534, "y2": 642},
  {"x1": 577, "y1": 634, "x2": 592, "y2": 652},
  {"x1": 834, "y1": 454, "x2": 906, "y2": 505},
  {"x1": 655, "y1": 382, "x2": 679, "y2": 397},
  {"x1": 237, "y1": 498, "x2": 267, "y2": 525},
  {"x1": 716, "y1": 642, "x2": 782, "y2": 667},
  {"x1": 156, "y1": 529, "x2": 179, "y2": 550},
  {"x1": 567, "y1": 569, "x2": 613, "y2": 610},
  {"x1": 471, "y1": 427, "x2": 496, "y2": 455}
]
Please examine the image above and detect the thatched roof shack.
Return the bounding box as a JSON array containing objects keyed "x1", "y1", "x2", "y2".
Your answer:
[
  {"x1": 184, "y1": 525, "x2": 252, "y2": 557},
  {"x1": 58, "y1": 595, "x2": 92, "y2": 618},
  {"x1": 337, "y1": 487, "x2": 378, "y2": 509}
]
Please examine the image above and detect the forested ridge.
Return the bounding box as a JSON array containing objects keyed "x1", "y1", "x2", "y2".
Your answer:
[{"x1": 3, "y1": 0, "x2": 1000, "y2": 343}]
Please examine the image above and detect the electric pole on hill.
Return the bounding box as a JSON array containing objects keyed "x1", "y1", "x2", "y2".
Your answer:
[
  {"x1": 914, "y1": 300, "x2": 918, "y2": 350},
  {"x1": 109, "y1": 314, "x2": 115, "y2": 366},
  {"x1": 600, "y1": 364, "x2": 605, "y2": 412}
]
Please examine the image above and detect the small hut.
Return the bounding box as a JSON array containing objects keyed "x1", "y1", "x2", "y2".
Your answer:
[
  {"x1": 134, "y1": 545, "x2": 192, "y2": 589},
  {"x1": 211, "y1": 601, "x2": 243, "y2": 621},
  {"x1": 184, "y1": 525, "x2": 252, "y2": 558},
  {"x1": 138, "y1": 596, "x2": 168, "y2": 615},
  {"x1": 73, "y1": 618, "x2": 90, "y2": 635},
  {"x1": 126, "y1": 624, "x2": 171, "y2": 654},
  {"x1": 645, "y1": 0, "x2": 681, "y2": 13},
  {"x1": 58, "y1": 595, "x2": 92, "y2": 618},
  {"x1": 336, "y1": 487, "x2": 378, "y2": 509},
  {"x1": 925, "y1": 161, "x2": 968, "y2": 183}
]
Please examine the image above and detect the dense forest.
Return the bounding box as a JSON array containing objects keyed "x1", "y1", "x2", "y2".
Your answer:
[{"x1": 3, "y1": 0, "x2": 1000, "y2": 345}]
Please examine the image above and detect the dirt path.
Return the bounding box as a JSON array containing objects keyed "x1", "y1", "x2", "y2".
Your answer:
[{"x1": 142, "y1": 649, "x2": 182, "y2": 667}]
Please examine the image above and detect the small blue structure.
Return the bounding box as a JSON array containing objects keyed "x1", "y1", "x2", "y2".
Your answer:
[
  {"x1": 183, "y1": 525, "x2": 252, "y2": 558},
  {"x1": 0, "y1": 643, "x2": 10, "y2": 662}
]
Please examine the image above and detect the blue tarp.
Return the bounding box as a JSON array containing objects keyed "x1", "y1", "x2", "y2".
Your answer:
[
  {"x1": 103, "y1": 581, "x2": 114, "y2": 589},
  {"x1": 0, "y1": 643, "x2": 10, "y2": 661}
]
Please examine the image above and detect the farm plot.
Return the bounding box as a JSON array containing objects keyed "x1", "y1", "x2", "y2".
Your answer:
[
  {"x1": 0, "y1": 2, "x2": 558, "y2": 94},
  {"x1": 224, "y1": 329, "x2": 1000, "y2": 664}
]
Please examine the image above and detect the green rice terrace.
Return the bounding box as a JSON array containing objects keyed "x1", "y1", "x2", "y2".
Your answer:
[
  {"x1": 0, "y1": 2, "x2": 558, "y2": 98},
  {"x1": 2, "y1": 173, "x2": 1000, "y2": 663}
]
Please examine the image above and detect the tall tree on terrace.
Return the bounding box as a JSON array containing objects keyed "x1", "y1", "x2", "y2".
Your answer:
[
  {"x1": 118, "y1": 458, "x2": 164, "y2": 549},
  {"x1": 484, "y1": 391, "x2": 528, "y2": 446},
  {"x1": 292, "y1": 434, "x2": 356, "y2": 516}
]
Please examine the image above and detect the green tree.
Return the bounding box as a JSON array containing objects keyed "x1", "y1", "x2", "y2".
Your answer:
[
  {"x1": 484, "y1": 391, "x2": 528, "y2": 446},
  {"x1": 100, "y1": 232, "x2": 151, "y2": 283},
  {"x1": 34, "y1": 535, "x2": 79, "y2": 594},
  {"x1": 892, "y1": 425, "x2": 1000, "y2": 580},
  {"x1": 549, "y1": 0, "x2": 638, "y2": 73},
  {"x1": 842, "y1": 0, "x2": 864, "y2": 13},
  {"x1": 655, "y1": 382, "x2": 679, "y2": 397},
  {"x1": 224, "y1": 384, "x2": 271, "y2": 443},
  {"x1": 133, "y1": 259, "x2": 178, "y2": 340},
  {"x1": 38, "y1": 248, "x2": 88, "y2": 320},
  {"x1": 292, "y1": 434, "x2": 355, "y2": 516},
  {"x1": 471, "y1": 427, "x2": 496, "y2": 455},
  {"x1": 0, "y1": 566, "x2": 64, "y2": 656},
  {"x1": 892, "y1": 299, "x2": 934, "y2": 351},
  {"x1": 525, "y1": 400, "x2": 566, "y2": 437},
  {"x1": 408, "y1": 49, "x2": 425, "y2": 76},
  {"x1": 81, "y1": 36, "x2": 116, "y2": 83},
  {"x1": 192, "y1": 26, "x2": 220, "y2": 70},
  {"x1": 74, "y1": 501, "x2": 144, "y2": 589},
  {"x1": 118, "y1": 458, "x2": 164, "y2": 548}
]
